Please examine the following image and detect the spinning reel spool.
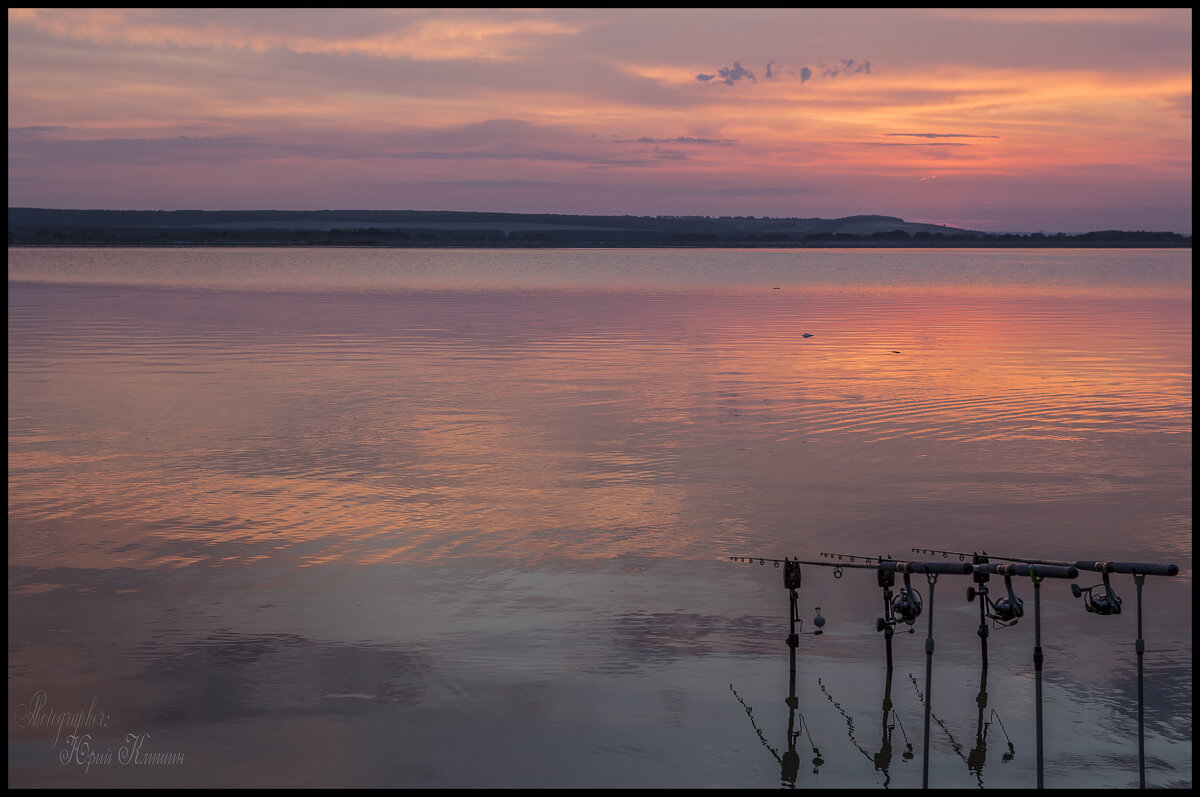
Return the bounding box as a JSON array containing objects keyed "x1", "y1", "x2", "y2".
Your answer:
[{"x1": 1071, "y1": 567, "x2": 1122, "y2": 615}]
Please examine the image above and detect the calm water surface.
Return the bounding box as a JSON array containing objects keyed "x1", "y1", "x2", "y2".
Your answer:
[{"x1": 8, "y1": 247, "x2": 1192, "y2": 788}]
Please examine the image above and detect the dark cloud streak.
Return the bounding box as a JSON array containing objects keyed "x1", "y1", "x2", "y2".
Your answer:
[
  {"x1": 822, "y1": 58, "x2": 871, "y2": 77},
  {"x1": 8, "y1": 134, "x2": 333, "y2": 165},
  {"x1": 612, "y1": 136, "x2": 737, "y2": 146},
  {"x1": 886, "y1": 132, "x2": 1001, "y2": 139},
  {"x1": 706, "y1": 186, "x2": 816, "y2": 196},
  {"x1": 858, "y1": 141, "x2": 970, "y2": 147},
  {"x1": 696, "y1": 60, "x2": 756, "y2": 85},
  {"x1": 699, "y1": 58, "x2": 869, "y2": 87}
]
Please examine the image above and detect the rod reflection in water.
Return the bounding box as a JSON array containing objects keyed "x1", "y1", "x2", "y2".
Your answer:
[
  {"x1": 819, "y1": 672, "x2": 914, "y2": 788},
  {"x1": 730, "y1": 556, "x2": 827, "y2": 788},
  {"x1": 908, "y1": 668, "x2": 1016, "y2": 789},
  {"x1": 733, "y1": 632, "x2": 1022, "y2": 789},
  {"x1": 730, "y1": 641, "x2": 825, "y2": 789}
]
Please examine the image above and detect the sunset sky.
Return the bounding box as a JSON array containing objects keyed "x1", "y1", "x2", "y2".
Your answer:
[{"x1": 7, "y1": 8, "x2": 1193, "y2": 233}]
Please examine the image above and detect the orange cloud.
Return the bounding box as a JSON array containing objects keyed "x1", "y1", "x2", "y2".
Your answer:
[{"x1": 8, "y1": 8, "x2": 583, "y2": 62}]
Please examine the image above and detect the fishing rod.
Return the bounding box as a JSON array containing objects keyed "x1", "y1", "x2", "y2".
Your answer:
[
  {"x1": 914, "y1": 547, "x2": 1181, "y2": 789},
  {"x1": 817, "y1": 553, "x2": 933, "y2": 665},
  {"x1": 912, "y1": 547, "x2": 1177, "y2": 610},
  {"x1": 976, "y1": 560, "x2": 1077, "y2": 790},
  {"x1": 817, "y1": 551, "x2": 973, "y2": 789},
  {"x1": 728, "y1": 554, "x2": 971, "y2": 662},
  {"x1": 912, "y1": 549, "x2": 1080, "y2": 788},
  {"x1": 730, "y1": 580, "x2": 826, "y2": 789},
  {"x1": 913, "y1": 554, "x2": 1078, "y2": 789},
  {"x1": 999, "y1": 553, "x2": 1175, "y2": 790},
  {"x1": 819, "y1": 553, "x2": 1072, "y2": 790},
  {"x1": 730, "y1": 552, "x2": 974, "y2": 788},
  {"x1": 728, "y1": 556, "x2": 827, "y2": 649},
  {"x1": 819, "y1": 552, "x2": 978, "y2": 669},
  {"x1": 952, "y1": 551, "x2": 1025, "y2": 672}
]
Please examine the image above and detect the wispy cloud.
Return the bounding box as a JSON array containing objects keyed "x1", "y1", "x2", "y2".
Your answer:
[
  {"x1": 917, "y1": 8, "x2": 1181, "y2": 25},
  {"x1": 887, "y1": 133, "x2": 1001, "y2": 140}
]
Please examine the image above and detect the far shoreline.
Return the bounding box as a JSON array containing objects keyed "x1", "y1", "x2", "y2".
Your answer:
[
  {"x1": 8, "y1": 208, "x2": 1190, "y2": 249},
  {"x1": 6, "y1": 242, "x2": 1191, "y2": 250}
]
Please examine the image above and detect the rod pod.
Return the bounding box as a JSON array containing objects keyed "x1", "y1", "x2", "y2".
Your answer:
[{"x1": 970, "y1": 553, "x2": 1179, "y2": 789}]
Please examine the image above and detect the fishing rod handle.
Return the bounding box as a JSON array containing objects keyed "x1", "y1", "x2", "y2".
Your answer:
[
  {"x1": 1073, "y1": 561, "x2": 1179, "y2": 577},
  {"x1": 880, "y1": 560, "x2": 973, "y2": 575},
  {"x1": 976, "y1": 562, "x2": 1078, "y2": 579}
]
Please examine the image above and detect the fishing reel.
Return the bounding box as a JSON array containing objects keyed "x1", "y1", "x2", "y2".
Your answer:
[
  {"x1": 875, "y1": 568, "x2": 921, "y2": 635},
  {"x1": 968, "y1": 574, "x2": 1024, "y2": 627},
  {"x1": 890, "y1": 587, "x2": 923, "y2": 628},
  {"x1": 890, "y1": 571, "x2": 923, "y2": 630},
  {"x1": 1071, "y1": 569, "x2": 1122, "y2": 615}
]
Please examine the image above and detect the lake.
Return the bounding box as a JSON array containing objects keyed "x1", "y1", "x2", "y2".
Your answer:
[{"x1": 7, "y1": 246, "x2": 1192, "y2": 788}]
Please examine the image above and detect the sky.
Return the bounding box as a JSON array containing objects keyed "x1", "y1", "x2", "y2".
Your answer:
[{"x1": 7, "y1": 8, "x2": 1193, "y2": 233}]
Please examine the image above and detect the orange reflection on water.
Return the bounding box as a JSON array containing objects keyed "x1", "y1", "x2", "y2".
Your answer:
[{"x1": 8, "y1": 277, "x2": 1192, "y2": 573}]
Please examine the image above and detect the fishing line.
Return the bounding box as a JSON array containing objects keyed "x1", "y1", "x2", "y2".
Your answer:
[
  {"x1": 818, "y1": 677, "x2": 873, "y2": 765},
  {"x1": 908, "y1": 672, "x2": 967, "y2": 765},
  {"x1": 729, "y1": 683, "x2": 781, "y2": 763}
]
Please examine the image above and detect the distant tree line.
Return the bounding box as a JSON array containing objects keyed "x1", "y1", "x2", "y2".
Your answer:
[
  {"x1": 9, "y1": 226, "x2": 1190, "y2": 248},
  {"x1": 7, "y1": 207, "x2": 1190, "y2": 248}
]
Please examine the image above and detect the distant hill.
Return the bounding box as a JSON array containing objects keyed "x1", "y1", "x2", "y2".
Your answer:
[{"x1": 7, "y1": 208, "x2": 1190, "y2": 248}]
